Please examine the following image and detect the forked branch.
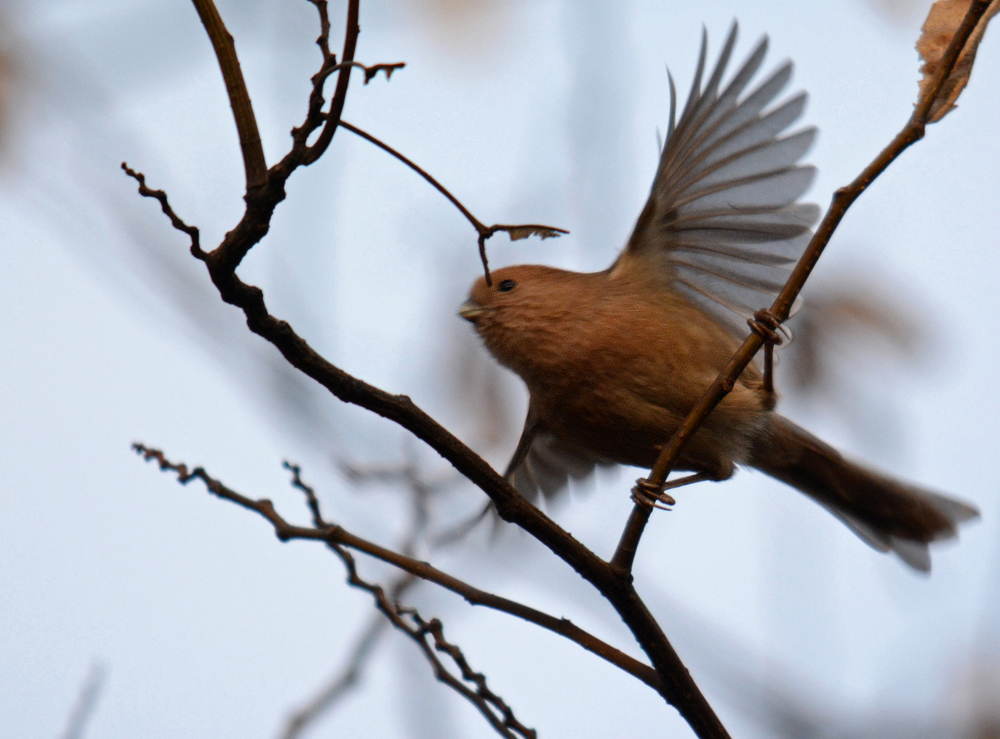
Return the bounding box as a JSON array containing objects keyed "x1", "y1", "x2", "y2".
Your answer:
[{"x1": 132, "y1": 445, "x2": 659, "y2": 691}]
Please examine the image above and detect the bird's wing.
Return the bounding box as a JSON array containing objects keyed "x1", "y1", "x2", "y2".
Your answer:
[
  {"x1": 504, "y1": 407, "x2": 612, "y2": 504},
  {"x1": 614, "y1": 22, "x2": 819, "y2": 337}
]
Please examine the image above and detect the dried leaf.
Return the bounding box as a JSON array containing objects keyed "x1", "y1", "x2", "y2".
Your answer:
[
  {"x1": 499, "y1": 224, "x2": 568, "y2": 242},
  {"x1": 917, "y1": 0, "x2": 1000, "y2": 122},
  {"x1": 363, "y1": 62, "x2": 406, "y2": 85}
]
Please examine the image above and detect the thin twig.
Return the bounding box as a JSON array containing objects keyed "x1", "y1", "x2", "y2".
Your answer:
[
  {"x1": 400, "y1": 605, "x2": 537, "y2": 738},
  {"x1": 279, "y1": 455, "x2": 431, "y2": 739},
  {"x1": 302, "y1": 0, "x2": 359, "y2": 166},
  {"x1": 133, "y1": 444, "x2": 660, "y2": 691},
  {"x1": 609, "y1": 0, "x2": 997, "y2": 573},
  {"x1": 305, "y1": 0, "x2": 332, "y2": 59},
  {"x1": 292, "y1": 1, "x2": 336, "y2": 152},
  {"x1": 283, "y1": 461, "x2": 327, "y2": 527},
  {"x1": 135, "y1": 445, "x2": 535, "y2": 738},
  {"x1": 340, "y1": 121, "x2": 485, "y2": 232},
  {"x1": 292, "y1": 460, "x2": 534, "y2": 738},
  {"x1": 339, "y1": 120, "x2": 568, "y2": 285},
  {"x1": 333, "y1": 545, "x2": 535, "y2": 739},
  {"x1": 121, "y1": 163, "x2": 203, "y2": 258}
]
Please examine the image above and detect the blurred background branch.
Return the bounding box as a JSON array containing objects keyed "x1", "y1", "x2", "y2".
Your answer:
[{"x1": 58, "y1": 662, "x2": 106, "y2": 739}]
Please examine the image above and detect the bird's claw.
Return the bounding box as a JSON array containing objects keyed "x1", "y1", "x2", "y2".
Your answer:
[
  {"x1": 631, "y1": 477, "x2": 676, "y2": 510},
  {"x1": 747, "y1": 308, "x2": 784, "y2": 345},
  {"x1": 747, "y1": 308, "x2": 784, "y2": 403}
]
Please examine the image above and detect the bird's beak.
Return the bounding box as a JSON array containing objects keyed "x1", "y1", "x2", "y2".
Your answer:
[{"x1": 458, "y1": 300, "x2": 486, "y2": 324}]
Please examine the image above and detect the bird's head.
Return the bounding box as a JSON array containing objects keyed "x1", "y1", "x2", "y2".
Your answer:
[{"x1": 459, "y1": 264, "x2": 590, "y2": 376}]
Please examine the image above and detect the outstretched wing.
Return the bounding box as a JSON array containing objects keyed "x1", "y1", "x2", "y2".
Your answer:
[{"x1": 613, "y1": 22, "x2": 819, "y2": 336}]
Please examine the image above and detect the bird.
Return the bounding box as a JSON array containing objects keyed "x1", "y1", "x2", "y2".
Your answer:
[{"x1": 458, "y1": 23, "x2": 978, "y2": 572}]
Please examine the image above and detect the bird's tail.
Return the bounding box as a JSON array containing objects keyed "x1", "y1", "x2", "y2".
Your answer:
[{"x1": 748, "y1": 415, "x2": 978, "y2": 571}]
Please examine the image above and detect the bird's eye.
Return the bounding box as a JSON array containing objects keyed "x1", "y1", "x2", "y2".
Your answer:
[{"x1": 498, "y1": 279, "x2": 516, "y2": 293}]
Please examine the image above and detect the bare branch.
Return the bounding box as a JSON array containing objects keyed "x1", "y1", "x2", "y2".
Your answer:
[
  {"x1": 292, "y1": 456, "x2": 535, "y2": 739},
  {"x1": 305, "y1": 0, "x2": 332, "y2": 59},
  {"x1": 125, "y1": 3, "x2": 740, "y2": 735},
  {"x1": 133, "y1": 445, "x2": 661, "y2": 692},
  {"x1": 302, "y1": 0, "x2": 359, "y2": 166},
  {"x1": 291, "y1": 1, "x2": 336, "y2": 152},
  {"x1": 170, "y1": 0, "x2": 361, "y2": 277},
  {"x1": 333, "y1": 545, "x2": 535, "y2": 739},
  {"x1": 279, "y1": 454, "x2": 430, "y2": 739},
  {"x1": 290, "y1": 457, "x2": 531, "y2": 737},
  {"x1": 340, "y1": 120, "x2": 486, "y2": 232},
  {"x1": 610, "y1": 0, "x2": 998, "y2": 574},
  {"x1": 133, "y1": 444, "x2": 535, "y2": 738},
  {"x1": 130, "y1": 96, "x2": 724, "y2": 739},
  {"x1": 190, "y1": 0, "x2": 267, "y2": 189},
  {"x1": 283, "y1": 460, "x2": 327, "y2": 527},
  {"x1": 400, "y1": 605, "x2": 537, "y2": 739}
]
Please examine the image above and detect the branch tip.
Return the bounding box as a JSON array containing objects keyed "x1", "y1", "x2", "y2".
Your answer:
[{"x1": 121, "y1": 163, "x2": 204, "y2": 258}]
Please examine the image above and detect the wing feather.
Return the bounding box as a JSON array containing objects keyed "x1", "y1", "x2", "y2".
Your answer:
[
  {"x1": 508, "y1": 428, "x2": 611, "y2": 504},
  {"x1": 617, "y1": 22, "x2": 818, "y2": 335}
]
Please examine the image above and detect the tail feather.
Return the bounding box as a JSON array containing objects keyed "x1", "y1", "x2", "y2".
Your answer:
[{"x1": 750, "y1": 415, "x2": 978, "y2": 572}]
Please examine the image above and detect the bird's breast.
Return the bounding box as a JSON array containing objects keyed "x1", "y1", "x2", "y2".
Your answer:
[{"x1": 482, "y1": 282, "x2": 769, "y2": 472}]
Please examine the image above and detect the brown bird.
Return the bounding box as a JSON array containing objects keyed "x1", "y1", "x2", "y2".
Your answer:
[{"x1": 459, "y1": 24, "x2": 978, "y2": 571}]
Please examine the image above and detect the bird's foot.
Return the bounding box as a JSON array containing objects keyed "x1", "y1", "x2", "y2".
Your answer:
[
  {"x1": 631, "y1": 472, "x2": 711, "y2": 510},
  {"x1": 632, "y1": 478, "x2": 676, "y2": 509},
  {"x1": 747, "y1": 308, "x2": 785, "y2": 408}
]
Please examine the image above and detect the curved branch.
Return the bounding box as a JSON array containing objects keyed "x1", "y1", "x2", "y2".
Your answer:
[
  {"x1": 339, "y1": 120, "x2": 567, "y2": 285},
  {"x1": 341, "y1": 120, "x2": 487, "y2": 232},
  {"x1": 191, "y1": 0, "x2": 267, "y2": 189},
  {"x1": 303, "y1": 0, "x2": 360, "y2": 165}
]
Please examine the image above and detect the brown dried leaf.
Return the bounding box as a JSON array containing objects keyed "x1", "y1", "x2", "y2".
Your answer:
[
  {"x1": 917, "y1": 0, "x2": 1000, "y2": 122},
  {"x1": 499, "y1": 224, "x2": 568, "y2": 242},
  {"x1": 363, "y1": 62, "x2": 406, "y2": 85}
]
